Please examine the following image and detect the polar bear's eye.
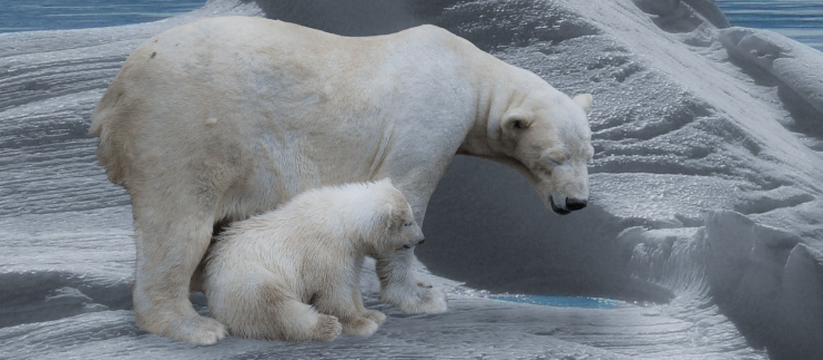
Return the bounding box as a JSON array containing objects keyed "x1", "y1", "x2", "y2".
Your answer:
[
  {"x1": 542, "y1": 148, "x2": 568, "y2": 167},
  {"x1": 546, "y1": 156, "x2": 566, "y2": 166},
  {"x1": 403, "y1": 222, "x2": 413, "y2": 227}
]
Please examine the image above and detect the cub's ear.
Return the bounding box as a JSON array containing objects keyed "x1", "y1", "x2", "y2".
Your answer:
[
  {"x1": 374, "y1": 201, "x2": 394, "y2": 227},
  {"x1": 501, "y1": 109, "x2": 532, "y2": 132},
  {"x1": 573, "y1": 93, "x2": 593, "y2": 112},
  {"x1": 376, "y1": 177, "x2": 393, "y2": 186}
]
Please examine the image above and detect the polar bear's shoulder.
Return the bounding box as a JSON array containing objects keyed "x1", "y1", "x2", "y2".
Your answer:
[
  {"x1": 394, "y1": 24, "x2": 475, "y2": 49},
  {"x1": 400, "y1": 24, "x2": 454, "y2": 39}
]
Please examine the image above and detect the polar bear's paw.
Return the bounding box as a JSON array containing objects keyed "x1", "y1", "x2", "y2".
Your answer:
[
  {"x1": 187, "y1": 316, "x2": 229, "y2": 345},
  {"x1": 362, "y1": 309, "x2": 386, "y2": 325},
  {"x1": 152, "y1": 313, "x2": 227, "y2": 345},
  {"x1": 381, "y1": 283, "x2": 448, "y2": 314},
  {"x1": 341, "y1": 316, "x2": 380, "y2": 336},
  {"x1": 312, "y1": 314, "x2": 342, "y2": 342}
]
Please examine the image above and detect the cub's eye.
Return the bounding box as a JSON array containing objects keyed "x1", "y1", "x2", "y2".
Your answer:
[{"x1": 403, "y1": 222, "x2": 413, "y2": 227}]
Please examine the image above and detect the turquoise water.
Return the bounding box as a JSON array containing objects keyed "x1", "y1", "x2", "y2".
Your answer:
[
  {"x1": 716, "y1": 0, "x2": 823, "y2": 50},
  {"x1": 490, "y1": 294, "x2": 623, "y2": 309},
  {"x1": 0, "y1": 0, "x2": 205, "y2": 32}
]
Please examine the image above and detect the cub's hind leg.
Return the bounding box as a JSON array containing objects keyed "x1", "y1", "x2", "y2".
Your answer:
[{"x1": 219, "y1": 281, "x2": 342, "y2": 342}]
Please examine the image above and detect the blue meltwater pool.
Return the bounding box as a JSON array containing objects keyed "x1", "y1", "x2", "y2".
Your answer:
[{"x1": 490, "y1": 294, "x2": 625, "y2": 309}]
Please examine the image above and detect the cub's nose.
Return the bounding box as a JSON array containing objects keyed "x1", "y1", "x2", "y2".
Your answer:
[
  {"x1": 566, "y1": 198, "x2": 588, "y2": 211},
  {"x1": 418, "y1": 238, "x2": 426, "y2": 245}
]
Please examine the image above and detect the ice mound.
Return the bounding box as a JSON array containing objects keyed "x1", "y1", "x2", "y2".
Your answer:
[
  {"x1": 2, "y1": 0, "x2": 822, "y2": 358},
  {"x1": 703, "y1": 211, "x2": 823, "y2": 360},
  {"x1": 619, "y1": 210, "x2": 823, "y2": 359}
]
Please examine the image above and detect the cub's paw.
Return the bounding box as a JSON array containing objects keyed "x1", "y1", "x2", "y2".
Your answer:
[
  {"x1": 341, "y1": 317, "x2": 380, "y2": 336},
  {"x1": 381, "y1": 284, "x2": 448, "y2": 314},
  {"x1": 362, "y1": 309, "x2": 386, "y2": 325},
  {"x1": 312, "y1": 314, "x2": 342, "y2": 342}
]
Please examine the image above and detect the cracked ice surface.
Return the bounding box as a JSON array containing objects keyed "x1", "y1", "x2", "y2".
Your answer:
[{"x1": 1, "y1": 0, "x2": 822, "y2": 359}]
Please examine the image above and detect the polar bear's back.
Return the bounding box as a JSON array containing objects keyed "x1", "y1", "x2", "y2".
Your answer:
[
  {"x1": 90, "y1": 16, "x2": 470, "y2": 129},
  {"x1": 88, "y1": 16, "x2": 484, "y2": 213}
]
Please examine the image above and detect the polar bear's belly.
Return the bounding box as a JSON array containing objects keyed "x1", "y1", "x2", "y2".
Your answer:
[{"x1": 213, "y1": 138, "x2": 383, "y2": 222}]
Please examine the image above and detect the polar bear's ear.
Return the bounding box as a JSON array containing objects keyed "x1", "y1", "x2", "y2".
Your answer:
[
  {"x1": 502, "y1": 109, "x2": 532, "y2": 131},
  {"x1": 573, "y1": 93, "x2": 593, "y2": 112}
]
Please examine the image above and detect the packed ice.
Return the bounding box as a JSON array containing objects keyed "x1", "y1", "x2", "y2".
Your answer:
[{"x1": 1, "y1": 0, "x2": 821, "y2": 359}]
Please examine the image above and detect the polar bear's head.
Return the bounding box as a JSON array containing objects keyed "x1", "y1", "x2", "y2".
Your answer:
[
  {"x1": 366, "y1": 179, "x2": 425, "y2": 253},
  {"x1": 497, "y1": 92, "x2": 594, "y2": 215}
]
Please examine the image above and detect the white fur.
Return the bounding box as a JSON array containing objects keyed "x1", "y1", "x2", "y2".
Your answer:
[
  {"x1": 89, "y1": 16, "x2": 592, "y2": 343},
  {"x1": 203, "y1": 179, "x2": 422, "y2": 342}
]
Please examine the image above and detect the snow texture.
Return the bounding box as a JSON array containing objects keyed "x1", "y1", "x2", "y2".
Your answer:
[{"x1": 1, "y1": 0, "x2": 821, "y2": 359}]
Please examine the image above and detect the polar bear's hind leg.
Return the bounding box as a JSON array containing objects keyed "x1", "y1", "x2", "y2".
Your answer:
[{"x1": 131, "y1": 191, "x2": 226, "y2": 344}]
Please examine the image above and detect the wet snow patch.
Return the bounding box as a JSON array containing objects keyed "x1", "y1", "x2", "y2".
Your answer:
[{"x1": 0, "y1": 270, "x2": 131, "y2": 328}]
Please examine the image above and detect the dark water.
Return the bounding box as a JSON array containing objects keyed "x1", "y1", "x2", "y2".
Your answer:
[
  {"x1": 716, "y1": 0, "x2": 823, "y2": 50},
  {"x1": 0, "y1": 0, "x2": 205, "y2": 32},
  {"x1": 0, "y1": 0, "x2": 820, "y2": 51}
]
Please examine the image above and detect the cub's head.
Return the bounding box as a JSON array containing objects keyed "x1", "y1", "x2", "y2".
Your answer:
[
  {"x1": 497, "y1": 90, "x2": 594, "y2": 215},
  {"x1": 367, "y1": 179, "x2": 425, "y2": 253}
]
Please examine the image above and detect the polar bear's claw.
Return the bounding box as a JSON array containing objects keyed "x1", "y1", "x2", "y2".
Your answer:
[
  {"x1": 382, "y1": 284, "x2": 448, "y2": 314},
  {"x1": 188, "y1": 317, "x2": 228, "y2": 345}
]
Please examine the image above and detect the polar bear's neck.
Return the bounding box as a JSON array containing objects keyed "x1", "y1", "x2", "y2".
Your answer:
[{"x1": 456, "y1": 63, "x2": 550, "y2": 187}]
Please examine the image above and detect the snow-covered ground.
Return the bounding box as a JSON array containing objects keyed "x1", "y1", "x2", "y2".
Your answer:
[{"x1": 1, "y1": 0, "x2": 821, "y2": 359}]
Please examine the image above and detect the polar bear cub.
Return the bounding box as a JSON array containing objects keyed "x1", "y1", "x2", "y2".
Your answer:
[{"x1": 202, "y1": 179, "x2": 426, "y2": 342}]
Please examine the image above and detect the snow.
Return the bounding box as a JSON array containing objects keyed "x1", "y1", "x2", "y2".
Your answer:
[{"x1": 1, "y1": 0, "x2": 822, "y2": 358}]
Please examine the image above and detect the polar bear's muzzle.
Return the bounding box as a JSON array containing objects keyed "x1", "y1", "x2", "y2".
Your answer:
[{"x1": 549, "y1": 195, "x2": 588, "y2": 215}]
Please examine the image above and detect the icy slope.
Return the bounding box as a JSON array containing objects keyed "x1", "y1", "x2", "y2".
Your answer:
[{"x1": 1, "y1": 0, "x2": 821, "y2": 359}]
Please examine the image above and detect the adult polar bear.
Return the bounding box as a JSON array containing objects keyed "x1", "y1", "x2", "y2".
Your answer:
[{"x1": 90, "y1": 16, "x2": 594, "y2": 344}]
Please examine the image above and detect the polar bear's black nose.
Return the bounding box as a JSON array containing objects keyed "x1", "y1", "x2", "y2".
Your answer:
[
  {"x1": 418, "y1": 238, "x2": 425, "y2": 245},
  {"x1": 566, "y1": 198, "x2": 587, "y2": 211}
]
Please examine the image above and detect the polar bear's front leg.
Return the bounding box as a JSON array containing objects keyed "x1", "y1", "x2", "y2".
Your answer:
[{"x1": 375, "y1": 248, "x2": 447, "y2": 314}]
